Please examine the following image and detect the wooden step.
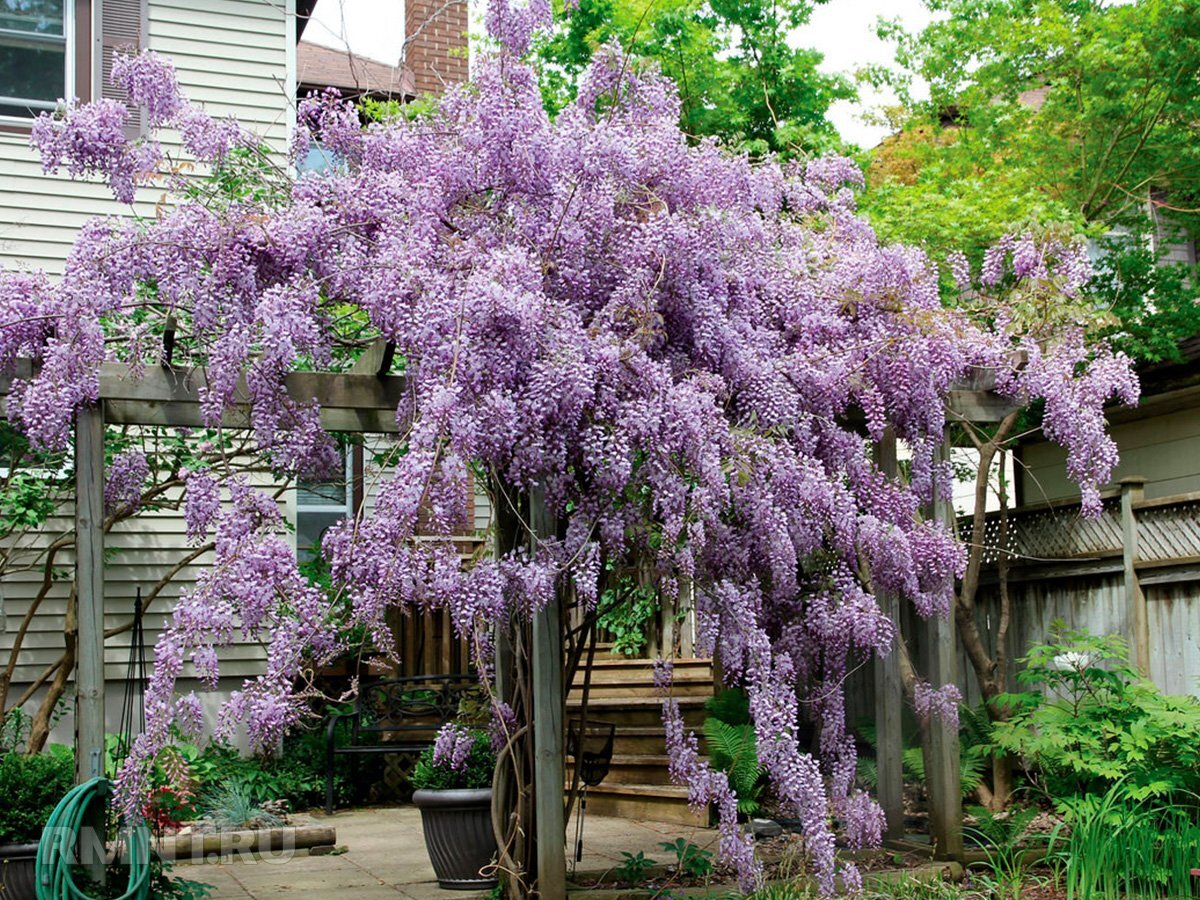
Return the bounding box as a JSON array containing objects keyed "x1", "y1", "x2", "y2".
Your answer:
[
  {"x1": 568, "y1": 753, "x2": 674, "y2": 785},
  {"x1": 596, "y1": 725, "x2": 710, "y2": 756},
  {"x1": 580, "y1": 783, "x2": 709, "y2": 828},
  {"x1": 566, "y1": 695, "x2": 708, "y2": 728}
]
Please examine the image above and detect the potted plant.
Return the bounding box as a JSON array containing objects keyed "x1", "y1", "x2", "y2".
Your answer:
[
  {"x1": 411, "y1": 723, "x2": 498, "y2": 891},
  {"x1": 0, "y1": 745, "x2": 74, "y2": 900}
]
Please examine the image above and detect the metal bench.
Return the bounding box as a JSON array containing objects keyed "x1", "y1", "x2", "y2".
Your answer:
[{"x1": 324, "y1": 673, "x2": 477, "y2": 814}]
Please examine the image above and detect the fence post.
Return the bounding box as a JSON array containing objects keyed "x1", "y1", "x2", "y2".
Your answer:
[
  {"x1": 873, "y1": 429, "x2": 905, "y2": 842},
  {"x1": 1120, "y1": 476, "x2": 1149, "y2": 676}
]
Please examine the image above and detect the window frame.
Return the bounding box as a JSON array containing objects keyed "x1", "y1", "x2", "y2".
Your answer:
[
  {"x1": 295, "y1": 444, "x2": 355, "y2": 562},
  {"x1": 0, "y1": 0, "x2": 90, "y2": 134}
]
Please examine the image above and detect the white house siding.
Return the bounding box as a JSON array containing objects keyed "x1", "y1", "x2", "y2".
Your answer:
[
  {"x1": 0, "y1": 0, "x2": 294, "y2": 274},
  {"x1": 1019, "y1": 406, "x2": 1200, "y2": 505},
  {"x1": 0, "y1": 0, "x2": 295, "y2": 745}
]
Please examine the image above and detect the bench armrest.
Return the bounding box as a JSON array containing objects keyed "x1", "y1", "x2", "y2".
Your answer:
[{"x1": 325, "y1": 708, "x2": 359, "y2": 752}]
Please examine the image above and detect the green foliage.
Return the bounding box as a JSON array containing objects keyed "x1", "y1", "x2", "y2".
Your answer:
[
  {"x1": 0, "y1": 744, "x2": 75, "y2": 843},
  {"x1": 1049, "y1": 780, "x2": 1200, "y2": 900},
  {"x1": 410, "y1": 729, "x2": 495, "y2": 791},
  {"x1": 965, "y1": 804, "x2": 1043, "y2": 899},
  {"x1": 863, "y1": 0, "x2": 1200, "y2": 362},
  {"x1": 202, "y1": 779, "x2": 283, "y2": 831},
  {"x1": 536, "y1": 0, "x2": 852, "y2": 154},
  {"x1": 857, "y1": 705, "x2": 992, "y2": 799},
  {"x1": 704, "y1": 687, "x2": 750, "y2": 726},
  {"x1": 702, "y1": 719, "x2": 763, "y2": 815},
  {"x1": 167, "y1": 722, "x2": 353, "y2": 811},
  {"x1": 991, "y1": 624, "x2": 1200, "y2": 801},
  {"x1": 614, "y1": 849, "x2": 655, "y2": 882},
  {"x1": 595, "y1": 576, "x2": 658, "y2": 657},
  {"x1": 703, "y1": 688, "x2": 765, "y2": 815},
  {"x1": 659, "y1": 837, "x2": 713, "y2": 878},
  {"x1": 1090, "y1": 235, "x2": 1200, "y2": 364}
]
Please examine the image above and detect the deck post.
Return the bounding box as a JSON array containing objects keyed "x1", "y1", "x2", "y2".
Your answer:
[
  {"x1": 1121, "y1": 476, "x2": 1149, "y2": 675},
  {"x1": 925, "y1": 433, "x2": 963, "y2": 860},
  {"x1": 74, "y1": 403, "x2": 107, "y2": 877},
  {"x1": 530, "y1": 487, "x2": 566, "y2": 897},
  {"x1": 873, "y1": 428, "x2": 905, "y2": 841}
]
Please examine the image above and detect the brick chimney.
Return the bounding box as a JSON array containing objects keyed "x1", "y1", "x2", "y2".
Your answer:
[{"x1": 404, "y1": 0, "x2": 469, "y2": 96}]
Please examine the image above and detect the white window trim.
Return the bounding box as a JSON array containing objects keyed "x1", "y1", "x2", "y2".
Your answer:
[{"x1": 0, "y1": 0, "x2": 74, "y2": 126}]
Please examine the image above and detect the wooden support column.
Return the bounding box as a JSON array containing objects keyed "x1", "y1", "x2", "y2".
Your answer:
[
  {"x1": 925, "y1": 434, "x2": 963, "y2": 861},
  {"x1": 1121, "y1": 476, "x2": 1149, "y2": 675},
  {"x1": 529, "y1": 488, "x2": 566, "y2": 897},
  {"x1": 75, "y1": 404, "x2": 107, "y2": 879},
  {"x1": 873, "y1": 428, "x2": 904, "y2": 842},
  {"x1": 75, "y1": 404, "x2": 106, "y2": 786}
]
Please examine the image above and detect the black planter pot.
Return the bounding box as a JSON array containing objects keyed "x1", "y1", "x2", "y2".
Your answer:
[
  {"x1": 412, "y1": 788, "x2": 498, "y2": 891},
  {"x1": 0, "y1": 841, "x2": 39, "y2": 900}
]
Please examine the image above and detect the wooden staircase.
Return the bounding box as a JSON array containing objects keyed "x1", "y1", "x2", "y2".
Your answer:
[{"x1": 566, "y1": 656, "x2": 714, "y2": 827}]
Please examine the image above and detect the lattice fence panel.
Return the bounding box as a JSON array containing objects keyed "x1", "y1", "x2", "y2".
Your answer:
[
  {"x1": 1137, "y1": 501, "x2": 1200, "y2": 562},
  {"x1": 980, "y1": 498, "x2": 1122, "y2": 564}
]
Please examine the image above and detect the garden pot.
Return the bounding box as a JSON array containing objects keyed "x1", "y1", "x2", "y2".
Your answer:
[
  {"x1": 0, "y1": 841, "x2": 39, "y2": 900},
  {"x1": 412, "y1": 788, "x2": 498, "y2": 890}
]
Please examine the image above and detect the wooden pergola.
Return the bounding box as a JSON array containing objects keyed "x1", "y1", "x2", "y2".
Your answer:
[{"x1": 2, "y1": 346, "x2": 1015, "y2": 888}]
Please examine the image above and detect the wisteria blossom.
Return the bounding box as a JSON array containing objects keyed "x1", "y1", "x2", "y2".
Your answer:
[{"x1": 0, "y1": 0, "x2": 1139, "y2": 892}]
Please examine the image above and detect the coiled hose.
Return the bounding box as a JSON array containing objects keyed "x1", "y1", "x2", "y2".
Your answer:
[{"x1": 35, "y1": 777, "x2": 152, "y2": 900}]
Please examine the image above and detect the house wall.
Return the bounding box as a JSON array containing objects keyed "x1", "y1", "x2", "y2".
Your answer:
[
  {"x1": 0, "y1": 0, "x2": 295, "y2": 274},
  {"x1": 0, "y1": 0, "x2": 296, "y2": 748},
  {"x1": 1019, "y1": 406, "x2": 1200, "y2": 505}
]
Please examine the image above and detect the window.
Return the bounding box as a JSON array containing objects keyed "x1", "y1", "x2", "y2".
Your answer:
[
  {"x1": 296, "y1": 448, "x2": 354, "y2": 562},
  {"x1": 0, "y1": 0, "x2": 72, "y2": 118}
]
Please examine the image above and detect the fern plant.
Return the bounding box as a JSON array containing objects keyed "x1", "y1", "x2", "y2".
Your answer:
[
  {"x1": 857, "y1": 702, "x2": 993, "y2": 799},
  {"x1": 703, "y1": 688, "x2": 765, "y2": 815},
  {"x1": 703, "y1": 718, "x2": 763, "y2": 815}
]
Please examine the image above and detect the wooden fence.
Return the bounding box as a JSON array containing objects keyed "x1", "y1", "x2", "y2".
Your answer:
[{"x1": 848, "y1": 482, "x2": 1200, "y2": 723}]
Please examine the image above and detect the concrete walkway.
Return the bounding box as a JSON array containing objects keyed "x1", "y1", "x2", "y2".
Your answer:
[{"x1": 175, "y1": 806, "x2": 716, "y2": 899}]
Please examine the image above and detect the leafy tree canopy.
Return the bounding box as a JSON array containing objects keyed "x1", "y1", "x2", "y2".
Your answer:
[
  {"x1": 536, "y1": 0, "x2": 854, "y2": 154},
  {"x1": 862, "y1": 0, "x2": 1200, "y2": 361}
]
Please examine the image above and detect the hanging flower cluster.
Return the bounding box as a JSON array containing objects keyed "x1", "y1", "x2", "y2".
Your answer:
[{"x1": 0, "y1": 1, "x2": 1139, "y2": 891}]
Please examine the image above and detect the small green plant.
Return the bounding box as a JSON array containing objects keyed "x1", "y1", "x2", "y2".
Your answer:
[
  {"x1": 965, "y1": 804, "x2": 1042, "y2": 899},
  {"x1": 1048, "y1": 779, "x2": 1200, "y2": 900},
  {"x1": 614, "y1": 849, "x2": 655, "y2": 883},
  {"x1": 202, "y1": 779, "x2": 283, "y2": 831},
  {"x1": 660, "y1": 838, "x2": 713, "y2": 878},
  {"x1": 992, "y1": 623, "x2": 1200, "y2": 800}
]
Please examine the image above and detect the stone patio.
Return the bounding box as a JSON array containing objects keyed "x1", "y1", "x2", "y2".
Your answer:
[{"x1": 174, "y1": 805, "x2": 716, "y2": 898}]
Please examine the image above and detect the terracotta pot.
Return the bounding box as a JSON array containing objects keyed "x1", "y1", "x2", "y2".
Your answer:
[
  {"x1": 0, "y1": 841, "x2": 39, "y2": 900},
  {"x1": 412, "y1": 788, "x2": 498, "y2": 890}
]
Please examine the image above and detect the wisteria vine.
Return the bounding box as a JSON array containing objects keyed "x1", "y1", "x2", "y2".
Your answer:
[{"x1": 0, "y1": 2, "x2": 1139, "y2": 893}]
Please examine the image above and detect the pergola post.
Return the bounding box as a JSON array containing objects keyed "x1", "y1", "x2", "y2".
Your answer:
[
  {"x1": 873, "y1": 428, "x2": 905, "y2": 842},
  {"x1": 74, "y1": 403, "x2": 107, "y2": 878},
  {"x1": 74, "y1": 404, "x2": 106, "y2": 787},
  {"x1": 529, "y1": 487, "x2": 566, "y2": 896},
  {"x1": 925, "y1": 433, "x2": 963, "y2": 860}
]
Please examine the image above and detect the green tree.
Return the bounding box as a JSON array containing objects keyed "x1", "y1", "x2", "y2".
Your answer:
[
  {"x1": 862, "y1": 0, "x2": 1200, "y2": 360},
  {"x1": 536, "y1": 0, "x2": 854, "y2": 154}
]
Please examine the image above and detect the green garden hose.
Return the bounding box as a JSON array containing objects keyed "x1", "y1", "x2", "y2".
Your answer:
[{"x1": 35, "y1": 777, "x2": 152, "y2": 900}]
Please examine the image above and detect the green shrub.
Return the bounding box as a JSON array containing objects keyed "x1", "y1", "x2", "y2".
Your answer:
[
  {"x1": 992, "y1": 624, "x2": 1200, "y2": 800},
  {"x1": 0, "y1": 745, "x2": 74, "y2": 843},
  {"x1": 167, "y1": 718, "x2": 353, "y2": 811}
]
